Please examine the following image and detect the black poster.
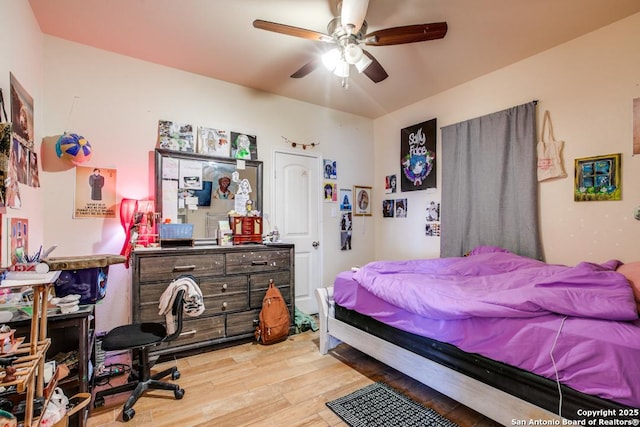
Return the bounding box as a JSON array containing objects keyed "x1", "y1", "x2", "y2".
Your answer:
[{"x1": 400, "y1": 118, "x2": 436, "y2": 192}]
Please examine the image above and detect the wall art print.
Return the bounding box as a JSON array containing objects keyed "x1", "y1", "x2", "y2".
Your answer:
[
  {"x1": 339, "y1": 188, "x2": 352, "y2": 212},
  {"x1": 74, "y1": 166, "x2": 117, "y2": 218},
  {"x1": 324, "y1": 159, "x2": 337, "y2": 179},
  {"x1": 385, "y1": 174, "x2": 397, "y2": 194},
  {"x1": 395, "y1": 198, "x2": 407, "y2": 218},
  {"x1": 382, "y1": 199, "x2": 394, "y2": 218},
  {"x1": 230, "y1": 131, "x2": 257, "y2": 160},
  {"x1": 340, "y1": 212, "x2": 352, "y2": 251},
  {"x1": 323, "y1": 181, "x2": 337, "y2": 202},
  {"x1": 354, "y1": 185, "x2": 372, "y2": 216},
  {"x1": 197, "y1": 127, "x2": 229, "y2": 157},
  {"x1": 10, "y1": 73, "x2": 34, "y2": 148},
  {"x1": 10, "y1": 217, "x2": 28, "y2": 265},
  {"x1": 157, "y1": 120, "x2": 195, "y2": 152},
  {"x1": 426, "y1": 201, "x2": 440, "y2": 222},
  {"x1": 400, "y1": 118, "x2": 436, "y2": 192},
  {"x1": 574, "y1": 153, "x2": 621, "y2": 201}
]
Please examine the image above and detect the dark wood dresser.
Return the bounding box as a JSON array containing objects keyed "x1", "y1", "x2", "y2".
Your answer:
[{"x1": 131, "y1": 243, "x2": 294, "y2": 357}]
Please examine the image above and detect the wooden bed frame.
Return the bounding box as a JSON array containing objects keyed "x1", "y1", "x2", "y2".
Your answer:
[{"x1": 315, "y1": 286, "x2": 563, "y2": 426}]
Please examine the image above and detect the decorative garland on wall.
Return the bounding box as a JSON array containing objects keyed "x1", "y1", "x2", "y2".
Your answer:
[{"x1": 282, "y1": 136, "x2": 319, "y2": 150}]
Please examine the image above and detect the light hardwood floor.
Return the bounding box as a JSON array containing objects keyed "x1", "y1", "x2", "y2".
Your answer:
[{"x1": 87, "y1": 330, "x2": 502, "y2": 427}]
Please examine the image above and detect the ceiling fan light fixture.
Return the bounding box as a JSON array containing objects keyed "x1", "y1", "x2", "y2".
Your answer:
[
  {"x1": 355, "y1": 54, "x2": 373, "y2": 73},
  {"x1": 343, "y1": 43, "x2": 363, "y2": 64},
  {"x1": 321, "y1": 48, "x2": 341, "y2": 71},
  {"x1": 334, "y1": 60, "x2": 350, "y2": 78}
]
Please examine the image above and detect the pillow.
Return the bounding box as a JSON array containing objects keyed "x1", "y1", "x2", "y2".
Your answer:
[
  {"x1": 616, "y1": 261, "x2": 640, "y2": 313},
  {"x1": 466, "y1": 246, "x2": 511, "y2": 256}
]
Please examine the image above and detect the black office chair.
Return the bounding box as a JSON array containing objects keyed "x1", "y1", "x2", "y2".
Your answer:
[{"x1": 94, "y1": 289, "x2": 186, "y2": 422}]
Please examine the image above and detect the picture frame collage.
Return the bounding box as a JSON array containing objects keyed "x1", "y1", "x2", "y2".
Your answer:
[{"x1": 157, "y1": 120, "x2": 258, "y2": 161}]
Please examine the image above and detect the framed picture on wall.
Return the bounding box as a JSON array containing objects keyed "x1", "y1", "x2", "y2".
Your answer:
[
  {"x1": 354, "y1": 185, "x2": 372, "y2": 216},
  {"x1": 574, "y1": 153, "x2": 621, "y2": 201}
]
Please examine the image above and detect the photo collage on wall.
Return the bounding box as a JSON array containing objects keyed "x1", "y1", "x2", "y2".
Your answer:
[
  {"x1": 323, "y1": 159, "x2": 352, "y2": 250},
  {"x1": 157, "y1": 120, "x2": 258, "y2": 160},
  {"x1": 323, "y1": 159, "x2": 337, "y2": 203},
  {"x1": 381, "y1": 173, "x2": 407, "y2": 218},
  {"x1": 425, "y1": 200, "x2": 441, "y2": 237},
  {"x1": 322, "y1": 159, "x2": 353, "y2": 251},
  {"x1": 1, "y1": 74, "x2": 41, "y2": 210}
]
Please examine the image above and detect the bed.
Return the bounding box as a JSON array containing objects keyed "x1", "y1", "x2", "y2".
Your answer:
[{"x1": 315, "y1": 246, "x2": 640, "y2": 425}]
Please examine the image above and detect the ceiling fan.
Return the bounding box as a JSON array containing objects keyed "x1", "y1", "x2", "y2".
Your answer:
[{"x1": 253, "y1": 0, "x2": 447, "y2": 88}]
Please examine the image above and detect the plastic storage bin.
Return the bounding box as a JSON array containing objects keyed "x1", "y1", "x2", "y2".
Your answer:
[
  {"x1": 158, "y1": 223, "x2": 194, "y2": 239},
  {"x1": 54, "y1": 267, "x2": 108, "y2": 305}
]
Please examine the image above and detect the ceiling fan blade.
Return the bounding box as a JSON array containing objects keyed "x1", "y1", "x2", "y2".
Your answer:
[
  {"x1": 253, "y1": 19, "x2": 334, "y2": 43},
  {"x1": 290, "y1": 59, "x2": 320, "y2": 78},
  {"x1": 340, "y1": 0, "x2": 370, "y2": 33},
  {"x1": 365, "y1": 22, "x2": 448, "y2": 46},
  {"x1": 361, "y1": 51, "x2": 388, "y2": 83}
]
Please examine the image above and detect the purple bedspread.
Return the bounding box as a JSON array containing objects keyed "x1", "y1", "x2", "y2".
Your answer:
[
  {"x1": 334, "y1": 247, "x2": 640, "y2": 407},
  {"x1": 353, "y1": 247, "x2": 638, "y2": 321}
]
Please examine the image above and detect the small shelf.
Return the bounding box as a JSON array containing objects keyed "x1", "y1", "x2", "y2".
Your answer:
[{"x1": 0, "y1": 339, "x2": 49, "y2": 392}]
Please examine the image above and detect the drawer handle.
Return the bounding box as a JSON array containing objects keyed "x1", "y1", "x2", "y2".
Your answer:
[
  {"x1": 222, "y1": 283, "x2": 228, "y2": 291},
  {"x1": 173, "y1": 265, "x2": 196, "y2": 272},
  {"x1": 222, "y1": 302, "x2": 228, "y2": 310},
  {"x1": 179, "y1": 330, "x2": 196, "y2": 337},
  {"x1": 251, "y1": 261, "x2": 268, "y2": 266}
]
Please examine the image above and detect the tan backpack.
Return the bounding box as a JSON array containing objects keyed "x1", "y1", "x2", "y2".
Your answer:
[{"x1": 255, "y1": 279, "x2": 290, "y2": 345}]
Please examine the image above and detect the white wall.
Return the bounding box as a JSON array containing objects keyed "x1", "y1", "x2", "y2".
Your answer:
[
  {"x1": 374, "y1": 12, "x2": 640, "y2": 266},
  {"x1": 39, "y1": 37, "x2": 375, "y2": 331},
  {"x1": 0, "y1": 0, "x2": 44, "y2": 259}
]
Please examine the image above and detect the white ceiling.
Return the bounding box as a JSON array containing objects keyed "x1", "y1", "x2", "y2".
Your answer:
[{"x1": 28, "y1": 0, "x2": 640, "y2": 118}]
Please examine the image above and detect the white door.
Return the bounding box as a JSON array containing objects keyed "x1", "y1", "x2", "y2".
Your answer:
[{"x1": 273, "y1": 151, "x2": 321, "y2": 314}]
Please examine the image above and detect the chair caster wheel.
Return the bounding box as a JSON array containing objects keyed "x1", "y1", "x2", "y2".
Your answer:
[
  {"x1": 123, "y1": 408, "x2": 136, "y2": 422},
  {"x1": 93, "y1": 396, "x2": 105, "y2": 408},
  {"x1": 172, "y1": 370, "x2": 181, "y2": 380},
  {"x1": 175, "y1": 388, "x2": 185, "y2": 399}
]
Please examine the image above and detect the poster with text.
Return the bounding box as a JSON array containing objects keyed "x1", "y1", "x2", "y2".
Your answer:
[
  {"x1": 400, "y1": 118, "x2": 436, "y2": 192},
  {"x1": 74, "y1": 166, "x2": 117, "y2": 218}
]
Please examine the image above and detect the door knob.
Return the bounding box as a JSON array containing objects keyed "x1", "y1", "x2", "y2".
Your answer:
[{"x1": 312, "y1": 241, "x2": 319, "y2": 248}]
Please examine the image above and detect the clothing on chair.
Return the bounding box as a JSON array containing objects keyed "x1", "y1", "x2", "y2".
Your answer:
[{"x1": 158, "y1": 276, "x2": 204, "y2": 334}]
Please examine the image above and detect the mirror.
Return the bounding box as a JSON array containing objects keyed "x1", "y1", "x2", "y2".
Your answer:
[{"x1": 155, "y1": 148, "x2": 263, "y2": 239}]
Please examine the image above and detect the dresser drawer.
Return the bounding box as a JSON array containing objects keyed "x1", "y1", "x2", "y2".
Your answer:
[
  {"x1": 226, "y1": 309, "x2": 260, "y2": 336},
  {"x1": 159, "y1": 315, "x2": 225, "y2": 350},
  {"x1": 140, "y1": 298, "x2": 249, "y2": 321},
  {"x1": 249, "y1": 271, "x2": 292, "y2": 308},
  {"x1": 200, "y1": 275, "x2": 247, "y2": 297},
  {"x1": 205, "y1": 293, "x2": 249, "y2": 314},
  {"x1": 137, "y1": 253, "x2": 225, "y2": 282},
  {"x1": 225, "y1": 249, "x2": 291, "y2": 274}
]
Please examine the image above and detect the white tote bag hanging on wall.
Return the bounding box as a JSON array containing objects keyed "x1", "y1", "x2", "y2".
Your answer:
[{"x1": 537, "y1": 110, "x2": 567, "y2": 182}]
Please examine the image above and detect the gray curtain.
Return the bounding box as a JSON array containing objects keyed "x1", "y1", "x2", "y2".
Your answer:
[{"x1": 440, "y1": 101, "x2": 542, "y2": 260}]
